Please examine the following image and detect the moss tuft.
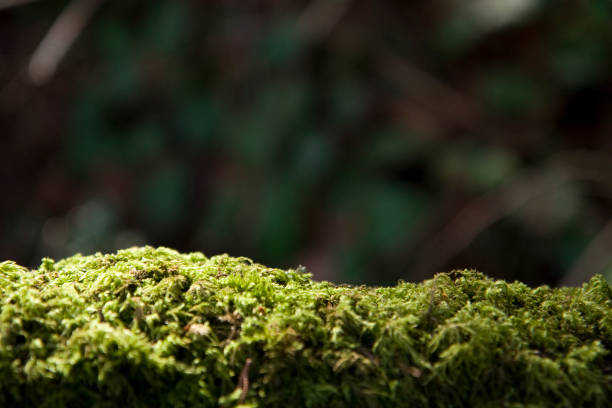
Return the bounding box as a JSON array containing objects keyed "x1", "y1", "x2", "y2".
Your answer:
[{"x1": 1, "y1": 246, "x2": 611, "y2": 407}]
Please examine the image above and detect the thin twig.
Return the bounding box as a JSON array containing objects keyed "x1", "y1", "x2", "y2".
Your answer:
[
  {"x1": 296, "y1": 0, "x2": 353, "y2": 41},
  {"x1": 407, "y1": 163, "x2": 570, "y2": 281},
  {"x1": 28, "y1": 0, "x2": 103, "y2": 85},
  {"x1": 403, "y1": 150, "x2": 612, "y2": 283},
  {"x1": 377, "y1": 50, "x2": 497, "y2": 135},
  {"x1": 559, "y1": 220, "x2": 612, "y2": 287},
  {"x1": 237, "y1": 357, "x2": 253, "y2": 403},
  {"x1": 0, "y1": 0, "x2": 38, "y2": 11},
  {"x1": 376, "y1": 48, "x2": 540, "y2": 149}
]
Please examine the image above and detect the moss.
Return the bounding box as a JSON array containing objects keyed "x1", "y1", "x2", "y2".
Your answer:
[{"x1": 1, "y1": 246, "x2": 611, "y2": 407}]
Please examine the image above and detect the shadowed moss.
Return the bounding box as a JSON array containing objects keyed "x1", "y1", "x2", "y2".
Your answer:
[{"x1": 1, "y1": 246, "x2": 611, "y2": 407}]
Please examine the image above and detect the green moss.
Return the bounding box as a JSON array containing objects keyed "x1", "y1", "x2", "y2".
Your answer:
[{"x1": 1, "y1": 247, "x2": 611, "y2": 407}]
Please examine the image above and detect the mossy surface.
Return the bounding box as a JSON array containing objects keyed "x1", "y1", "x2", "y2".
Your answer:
[{"x1": 1, "y1": 246, "x2": 612, "y2": 407}]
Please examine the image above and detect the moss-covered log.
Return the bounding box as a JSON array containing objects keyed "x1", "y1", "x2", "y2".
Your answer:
[{"x1": 1, "y1": 247, "x2": 611, "y2": 407}]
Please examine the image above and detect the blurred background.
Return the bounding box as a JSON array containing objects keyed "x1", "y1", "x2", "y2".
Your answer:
[{"x1": 1, "y1": 0, "x2": 612, "y2": 287}]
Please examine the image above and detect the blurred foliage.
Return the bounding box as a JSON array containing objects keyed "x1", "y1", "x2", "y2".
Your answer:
[{"x1": 1, "y1": 0, "x2": 612, "y2": 286}]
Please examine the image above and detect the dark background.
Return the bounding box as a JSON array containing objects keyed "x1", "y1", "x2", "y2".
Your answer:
[{"x1": 1, "y1": 0, "x2": 612, "y2": 286}]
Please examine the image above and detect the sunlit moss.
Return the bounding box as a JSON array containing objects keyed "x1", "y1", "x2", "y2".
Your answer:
[{"x1": 1, "y1": 247, "x2": 611, "y2": 407}]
